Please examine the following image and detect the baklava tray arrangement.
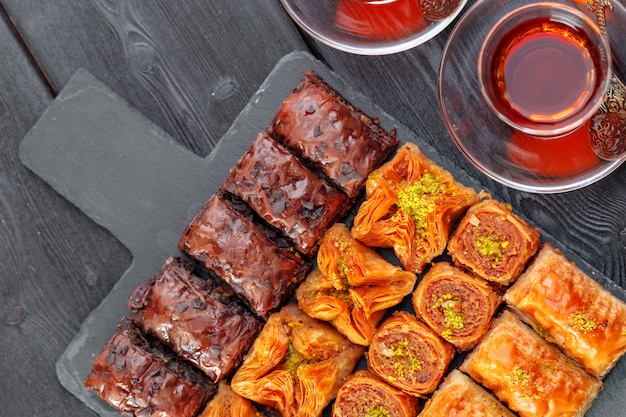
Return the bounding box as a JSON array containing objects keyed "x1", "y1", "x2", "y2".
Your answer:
[{"x1": 84, "y1": 70, "x2": 626, "y2": 417}]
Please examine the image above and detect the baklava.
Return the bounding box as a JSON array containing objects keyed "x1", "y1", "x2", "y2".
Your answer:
[
  {"x1": 447, "y1": 197, "x2": 540, "y2": 285},
  {"x1": 367, "y1": 311, "x2": 454, "y2": 396},
  {"x1": 296, "y1": 223, "x2": 417, "y2": 345},
  {"x1": 269, "y1": 71, "x2": 399, "y2": 199},
  {"x1": 351, "y1": 143, "x2": 478, "y2": 273},
  {"x1": 231, "y1": 303, "x2": 364, "y2": 417},
  {"x1": 419, "y1": 369, "x2": 515, "y2": 417},
  {"x1": 222, "y1": 131, "x2": 349, "y2": 258},
  {"x1": 128, "y1": 256, "x2": 263, "y2": 383},
  {"x1": 460, "y1": 309, "x2": 603, "y2": 417},
  {"x1": 198, "y1": 381, "x2": 261, "y2": 417},
  {"x1": 412, "y1": 261, "x2": 502, "y2": 351},
  {"x1": 505, "y1": 243, "x2": 626, "y2": 378},
  {"x1": 179, "y1": 192, "x2": 310, "y2": 318},
  {"x1": 84, "y1": 317, "x2": 215, "y2": 417},
  {"x1": 332, "y1": 370, "x2": 419, "y2": 417}
]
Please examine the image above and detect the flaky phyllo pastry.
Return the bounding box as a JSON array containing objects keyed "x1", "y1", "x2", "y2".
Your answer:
[
  {"x1": 198, "y1": 381, "x2": 261, "y2": 417},
  {"x1": 352, "y1": 143, "x2": 478, "y2": 273},
  {"x1": 412, "y1": 262, "x2": 501, "y2": 351},
  {"x1": 296, "y1": 223, "x2": 417, "y2": 345},
  {"x1": 419, "y1": 369, "x2": 515, "y2": 417},
  {"x1": 331, "y1": 370, "x2": 420, "y2": 417},
  {"x1": 460, "y1": 309, "x2": 602, "y2": 417},
  {"x1": 230, "y1": 303, "x2": 364, "y2": 417},
  {"x1": 505, "y1": 243, "x2": 626, "y2": 378},
  {"x1": 448, "y1": 197, "x2": 540, "y2": 286}
]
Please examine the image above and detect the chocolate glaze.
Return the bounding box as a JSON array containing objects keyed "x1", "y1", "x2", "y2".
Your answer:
[
  {"x1": 128, "y1": 256, "x2": 263, "y2": 383},
  {"x1": 84, "y1": 317, "x2": 215, "y2": 417},
  {"x1": 222, "y1": 131, "x2": 349, "y2": 257},
  {"x1": 178, "y1": 192, "x2": 311, "y2": 318},
  {"x1": 269, "y1": 71, "x2": 399, "y2": 199}
]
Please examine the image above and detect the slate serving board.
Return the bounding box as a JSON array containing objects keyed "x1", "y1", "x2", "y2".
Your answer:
[{"x1": 19, "y1": 51, "x2": 626, "y2": 416}]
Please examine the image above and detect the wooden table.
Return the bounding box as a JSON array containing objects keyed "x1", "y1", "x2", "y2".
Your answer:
[{"x1": 0, "y1": 1, "x2": 624, "y2": 416}]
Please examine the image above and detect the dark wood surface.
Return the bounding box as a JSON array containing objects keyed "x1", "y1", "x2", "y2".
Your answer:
[{"x1": 0, "y1": 1, "x2": 624, "y2": 416}]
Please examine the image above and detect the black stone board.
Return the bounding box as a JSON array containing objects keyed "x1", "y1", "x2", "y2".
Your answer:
[{"x1": 19, "y1": 51, "x2": 626, "y2": 417}]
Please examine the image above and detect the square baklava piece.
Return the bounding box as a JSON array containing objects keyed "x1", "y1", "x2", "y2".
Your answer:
[
  {"x1": 222, "y1": 131, "x2": 349, "y2": 258},
  {"x1": 128, "y1": 256, "x2": 263, "y2": 383},
  {"x1": 460, "y1": 309, "x2": 602, "y2": 417},
  {"x1": 505, "y1": 243, "x2": 626, "y2": 378},
  {"x1": 268, "y1": 71, "x2": 399, "y2": 199},
  {"x1": 84, "y1": 317, "x2": 215, "y2": 417},
  {"x1": 178, "y1": 192, "x2": 311, "y2": 318}
]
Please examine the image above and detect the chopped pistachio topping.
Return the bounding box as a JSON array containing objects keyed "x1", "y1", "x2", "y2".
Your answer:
[
  {"x1": 383, "y1": 339, "x2": 422, "y2": 378},
  {"x1": 476, "y1": 235, "x2": 509, "y2": 262},
  {"x1": 366, "y1": 405, "x2": 392, "y2": 417},
  {"x1": 395, "y1": 173, "x2": 446, "y2": 233},
  {"x1": 568, "y1": 310, "x2": 598, "y2": 333},
  {"x1": 432, "y1": 294, "x2": 465, "y2": 338},
  {"x1": 284, "y1": 343, "x2": 308, "y2": 377},
  {"x1": 509, "y1": 366, "x2": 544, "y2": 399},
  {"x1": 535, "y1": 324, "x2": 550, "y2": 339}
]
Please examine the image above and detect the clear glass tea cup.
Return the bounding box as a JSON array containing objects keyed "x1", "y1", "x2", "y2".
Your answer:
[{"x1": 477, "y1": 2, "x2": 612, "y2": 138}]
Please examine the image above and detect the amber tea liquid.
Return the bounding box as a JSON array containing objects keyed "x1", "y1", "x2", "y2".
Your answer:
[{"x1": 489, "y1": 17, "x2": 603, "y2": 125}]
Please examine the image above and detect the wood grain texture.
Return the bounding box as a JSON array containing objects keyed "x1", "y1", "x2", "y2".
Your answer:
[
  {"x1": 1, "y1": 0, "x2": 308, "y2": 156},
  {"x1": 0, "y1": 0, "x2": 625, "y2": 416},
  {"x1": 0, "y1": 10, "x2": 131, "y2": 417}
]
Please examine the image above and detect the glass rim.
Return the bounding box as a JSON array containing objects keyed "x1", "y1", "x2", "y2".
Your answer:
[{"x1": 477, "y1": 1, "x2": 613, "y2": 137}]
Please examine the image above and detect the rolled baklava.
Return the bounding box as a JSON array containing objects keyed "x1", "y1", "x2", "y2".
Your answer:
[
  {"x1": 179, "y1": 192, "x2": 310, "y2": 318},
  {"x1": 412, "y1": 262, "x2": 501, "y2": 351},
  {"x1": 198, "y1": 381, "x2": 260, "y2": 417},
  {"x1": 504, "y1": 243, "x2": 626, "y2": 378},
  {"x1": 460, "y1": 309, "x2": 603, "y2": 417},
  {"x1": 84, "y1": 317, "x2": 215, "y2": 417},
  {"x1": 231, "y1": 303, "x2": 364, "y2": 417},
  {"x1": 222, "y1": 131, "x2": 350, "y2": 258},
  {"x1": 128, "y1": 256, "x2": 263, "y2": 383},
  {"x1": 268, "y1": 71, "x2": 399, "y2": 199},
  {"x1": 296, "y1": 223, "x2": 417, "y2": 345},
  {"x1": 331, "y1": 370, "x2": 420, "y2": 417},
  {"x1": 447, "y1": 197, "x2": 540, "y2": 285},
  {"x1": 351, "y1": 143, "x2": 478, "y2": 273},
  {"x1": 367, "y1": 311, "x2": 454, "y2": 396},
  {"x1": 419, "y1": 369, "x2": 515, "y2": 417}
]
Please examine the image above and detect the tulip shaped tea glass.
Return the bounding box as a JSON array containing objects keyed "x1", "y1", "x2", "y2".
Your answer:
[{"x1": 478, "y1": 2, "x2": 612, "y2": 137}]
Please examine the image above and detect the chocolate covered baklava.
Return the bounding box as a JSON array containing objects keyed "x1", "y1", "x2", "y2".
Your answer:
[
  {"x1": 128, "y1": 256, "x2": 263, "y2": 383},
  {"x1": 269, "y1": 71, "x2": 399, "y2": 199},
  {"x1": 179, "y1": 192, "x2": 310, "y2": 318},
  {"x1": 84, "y1": 318, "x2": 215, "y2": 417},
  {"x1": 222, "y1": 131, "x2": 350, "y2": 258}
]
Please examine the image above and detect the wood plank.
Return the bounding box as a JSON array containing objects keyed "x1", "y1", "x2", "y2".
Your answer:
[
  {"x1": 0, "y1": 10, "x2": 132, "y2": 417},
  {"x1": 2, "y1": 0, "x2": 308, "y2": 156}
]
